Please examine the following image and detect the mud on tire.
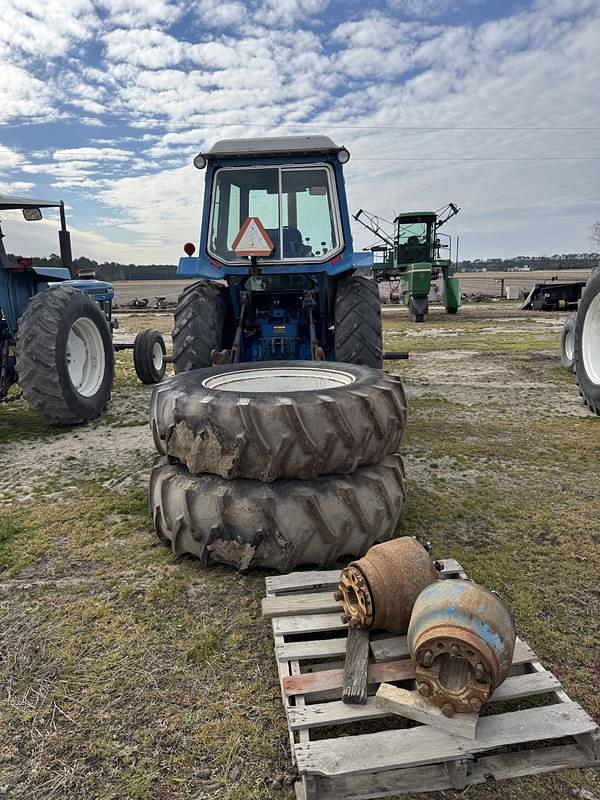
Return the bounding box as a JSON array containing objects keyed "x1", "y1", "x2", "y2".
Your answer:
[
  {"x1": 150, "y1": 361, "x2": 407, "y2": 481},
  {"x1": 172, "y1": 280, "x2": 231, "y2": 373},
  {"x1": 149, "y1": 454, "x2": 406, "y2": 572}
]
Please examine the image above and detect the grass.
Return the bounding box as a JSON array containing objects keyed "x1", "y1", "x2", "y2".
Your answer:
[{"x1": 0, "y1": 307, "x2": 598, "y2": 800}]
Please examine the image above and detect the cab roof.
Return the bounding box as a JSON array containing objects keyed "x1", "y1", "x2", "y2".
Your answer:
[
  {"x1": 206, "y1": 135, "x2": 342, "y2": 159},
  {"x1": 0, "y1": 194, "x2": 62, "y2": 210},
  {"x1": 395, "y1": 211, "x2": 437, "y2": 220}
]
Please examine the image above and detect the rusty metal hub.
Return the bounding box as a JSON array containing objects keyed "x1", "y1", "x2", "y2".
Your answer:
[
  {"x1": 408, "y1": 580, "x2": 516, "y2": 715},
  {"x1": 336, "y1": 537, "x2": 439, "y2": 634}
]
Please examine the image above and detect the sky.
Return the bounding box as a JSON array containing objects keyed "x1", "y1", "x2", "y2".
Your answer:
[{"x1": 0, "y1": 0, "x2": 599, "y2": 265}]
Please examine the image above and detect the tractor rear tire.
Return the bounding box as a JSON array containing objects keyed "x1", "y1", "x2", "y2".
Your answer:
[
  {"x1": 560, "y1": 316, "x2": 576, "y2": 372},
  {"x1": 574, "y1": 269, "x2": 600, "y2": 415},
  {"x1": 16, "y1": 285, "x2": 114, "y2": 425},
  {"x1": 172, "y1": 280, "x2": 230, "y2": 373},
  {"x1": 334, "y1": 275, "x2": 383, "y2": 368},
  {"x1": 149, "y1": 454, "x2": 406, "y2": 572},
  {"x1": 133, "y1": 328, "x2": 166, "y2": 384},
  {"x1": 150, "y1": 361, "x2": 407, "y2": 481}
]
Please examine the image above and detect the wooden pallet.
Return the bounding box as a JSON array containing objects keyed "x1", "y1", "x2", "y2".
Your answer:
[{"x1": 263, "y1": 559, "x2": 599, "y2": 800}]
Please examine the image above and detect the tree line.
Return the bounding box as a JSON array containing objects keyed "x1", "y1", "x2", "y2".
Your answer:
[{"x1": 6, "y1": 253, "x2": 178, "y2": 281}]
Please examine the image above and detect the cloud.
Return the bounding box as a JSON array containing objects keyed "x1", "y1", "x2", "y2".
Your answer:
[
  {"x1": 103, "y1": 28, "x2": 184, "y2": 69},
  {"x1": 0, "y1": 145, "x2": 22, "y2": 171},
  {"x1": 0, "y1": 0, "x2": 97, "y2": 58},
  {"x1": 0, "y1": 0, "x2": 599, "y2": 262},
  {"x1": 97, "y1": 0, "x2": 183, "y2": 28}
]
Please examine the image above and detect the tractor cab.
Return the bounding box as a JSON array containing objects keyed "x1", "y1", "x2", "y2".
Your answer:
[
  {"x1": 395, "y1": 212, "x2": 437, "y2": 265},
  {"x1": 178, "y1": 136, "x2": 361, "y2": 281},
  {"x1": 173, "y1": 135, "x2": 383, "y2": 368}
]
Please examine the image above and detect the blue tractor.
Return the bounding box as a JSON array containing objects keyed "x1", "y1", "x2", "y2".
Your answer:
[
  {"x1": 0, "y1": 195, "x2": 166, "y2": 425},
  {"x1": 173, "y1": 136, "x2": 384, "y2": 371}
]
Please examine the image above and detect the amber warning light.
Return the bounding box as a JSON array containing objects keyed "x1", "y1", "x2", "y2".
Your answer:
[{"x1": 183, "y1": 242, "x2": 196, "y2": 256}]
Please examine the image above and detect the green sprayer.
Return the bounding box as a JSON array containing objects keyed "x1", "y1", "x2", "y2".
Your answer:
[{"x1": 354, "y1": 203, "x2": 461, "y2": 322}]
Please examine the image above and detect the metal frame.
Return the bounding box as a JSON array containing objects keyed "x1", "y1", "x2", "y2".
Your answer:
[{"x1": 206, "y1": 162, "x2": 344, "y2": 267}]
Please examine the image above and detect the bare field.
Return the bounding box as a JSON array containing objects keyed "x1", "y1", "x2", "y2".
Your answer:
[
  {"x1": 0, "y1": 305, "x2": 599, "y2": 800},
  {"x1": 111, "y1": 270, "x2": 593, "y2": 306}
]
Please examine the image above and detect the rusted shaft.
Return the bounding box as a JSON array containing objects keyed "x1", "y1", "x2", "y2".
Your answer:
[
  {"x1": 408, "y1": 580, "x2": 516, "y2": 715},
  {"x1": 337, "y1": 537, "x2": 438, "y2": 634}
]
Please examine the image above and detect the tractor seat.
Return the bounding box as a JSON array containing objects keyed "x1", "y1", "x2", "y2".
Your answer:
[
  {"x1": 283, "y1": 226, "x2": 309, "y2": 258},
  {"x1": 264, "y1": 227, "x2": 311, "y2": 259}
]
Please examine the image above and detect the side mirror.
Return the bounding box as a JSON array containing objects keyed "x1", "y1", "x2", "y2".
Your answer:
[{"x1": 23, "y1": 207, "x2": 42, "y2": 221}]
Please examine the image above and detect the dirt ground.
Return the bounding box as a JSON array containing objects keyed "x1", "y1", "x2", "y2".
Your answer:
[{"x1": 0, "y1": 303, "x2": 598, "y2": 800}]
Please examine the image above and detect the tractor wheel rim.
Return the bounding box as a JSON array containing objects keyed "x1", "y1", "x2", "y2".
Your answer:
[
  {"x1": 202, "y1": 365, "x2": 356, "y2": 393},
  {"x1": 66, "y1": 317, "x2": 105, "y2": 397},
  {"x1": 565, "y1": 328, "x2": 574, "y2": 361},
  {"x1": 152, "y1": 341, "x2": 164, "y2": 370},
  {"x1": 582, "y1": 293, "x2": 600, "y2": 385}
]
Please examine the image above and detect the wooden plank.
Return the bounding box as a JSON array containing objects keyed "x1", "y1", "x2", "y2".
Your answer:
[
  {"x1": 274, "y1": 612, "x2": 346, "y2": 637},
  {"x1": 309, "y1": 742, "x2": 599, "y2": 800},
  {"x1": 265, "y1": 559, "x2": 463, "y2": 596},
  {"x1": 277, "y1": 638, "x2": 349, "y2": 662},
  {"x1": 262, "y1": 592, "x2": 342, "y2": 619},
  {"x1": 369, "y1": 636, "x2": 409, "y2": 662},
  {"x1": 294, "y1": 702, "x2": 596, "y2": 777},
  {"x1": 287, "y1": 671, "x2": 564, "y2": 731},
  {"x1": 529, "y1": 659, "x2": 599, "y2": 760},
  {"x1": 342, "y1": 629, "x2": 370, "y2": 705},
  {"x1": 375, "y1": 684, "x2": 479, "y2": 739},
  {"x1": 266, "y1": 570, "x2": 341, "y2": 595},
  {"x1": 267, "y1": 585, "x2": 308, "y2": 759},
  {"x1": 370, "y1": 635, "x2": 536, "y2": 665},
  {"x1": 284, "y1": 659, "x2": 413, "y2": 698}
]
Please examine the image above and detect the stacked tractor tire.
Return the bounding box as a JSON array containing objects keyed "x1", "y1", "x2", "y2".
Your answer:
[{"x1": 149, "y1": 359, "x2": 408, "y2": 572}]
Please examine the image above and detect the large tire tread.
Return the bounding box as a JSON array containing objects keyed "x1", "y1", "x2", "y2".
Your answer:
[
  {"x1": 149, "y1": 454, "x2": 406, "y2": 572},
  {"x1": 16, "y1": 285, "x2": 114, "y2": 425},
  {"x1": 574, "y1": 269, "x2": 600, "y2": 415},
  {"x1": 172, "y1": 280, "x2": 229, "y2": 373},
  {"x1": 150, "y1": 361, "x2": 407, "y2": 480},
  {"x1": 335, "y1": 275, "x2": 383, "y2": 368}
]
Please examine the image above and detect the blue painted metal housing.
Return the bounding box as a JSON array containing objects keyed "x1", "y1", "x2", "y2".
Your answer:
[{"x1": 178, "y1": 151, "x2": 369, "y2": 279}]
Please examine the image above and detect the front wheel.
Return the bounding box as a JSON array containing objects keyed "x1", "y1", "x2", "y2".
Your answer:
[
  {"x1": 16, "y1": 285, "x2": 114, "y2": 425},
  {"x1": 574, "y1": 270, "x2": 600, "y2": 414},
  {"x1": 560, "y1": 316, "x2": 576, "y2": 372},
  {"x1": 134, "y1": 329, "x2": 166, "y2": 384}
]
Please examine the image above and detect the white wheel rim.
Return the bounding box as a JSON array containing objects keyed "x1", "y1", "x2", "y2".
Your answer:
[
  {"x1": 66, "y1": 317, "x2": 105, "y2": 397},
  {"x1": 202, "y1": 366, "x2": 356, "y2": 393},
  {"x1": 582, "y1": 293, "x2": 600, "y2": 385},
  {"x1": 152, "y1": 341, "x2": 164, "y2": 371},
  {"x1": 565, "y1": 328, "x2": 574, "y2": 361}
]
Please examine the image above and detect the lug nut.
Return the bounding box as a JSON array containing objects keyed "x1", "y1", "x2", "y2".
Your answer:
[
  {"x1": 449, "y1": 643, "x2": 460, "y2": 660},
  {"x1": 469, "y1": 697, "x2": 482, "y2": 712},
  {"x1": 422, "y1": 649, "x2": 433, "y2": 668},
  {"x1": 334, "y1": 590, "x2": 342, "y2": 602},
  {"x1": 418, "y1": 682, "x2": 432, "y2": 698},
  {"x1": 475, "y1": 662, "x2": 485, "y2": 681},
  {"x1": 340, "y1": 613, "x2": 350, "y2": 624},
  {"x1": 442, "y1": 703, "x2": 455, "y2": 717},
  {"x1": 348, "y1": 618, "x2": 361, "y2": 629}
]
